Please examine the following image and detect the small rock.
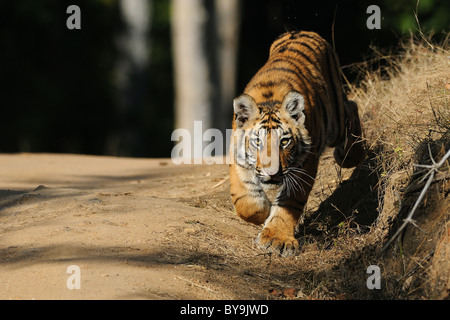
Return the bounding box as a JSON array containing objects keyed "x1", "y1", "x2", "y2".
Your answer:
[{"x1": 34, "y1": 185, "x2": 48, "y2": 192}]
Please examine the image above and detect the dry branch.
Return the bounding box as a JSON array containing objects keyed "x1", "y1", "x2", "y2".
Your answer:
[{"x1": 381, "y1": 147, "x2": 450, "y2": 252}]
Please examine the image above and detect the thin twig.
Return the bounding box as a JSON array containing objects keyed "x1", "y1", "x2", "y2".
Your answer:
[
  {"x1": 381, "y1": 147, "x2": 450, "y2": 252},
  {"x1": 396, "y1": 250, "x2": 435, "y2": 283},
  {"x1": 414, "y1": 0, "x2": 435, "y2": 51},
  {"x1": 211, "y1": 176, "x2": 229, "y2": 189},
  {"x1": 331, "y1": 4, "x2": 337, "y2": 52}
]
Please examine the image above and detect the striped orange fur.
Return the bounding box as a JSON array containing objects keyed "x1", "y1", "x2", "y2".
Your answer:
[{"x1": 229, "y1": 30, "x2": 366, "y2": 257}]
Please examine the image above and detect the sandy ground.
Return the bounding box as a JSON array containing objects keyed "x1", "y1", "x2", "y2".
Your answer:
[
  {"x1": 0, "y1": 152, "x2": 447, "y2": 300},
  {"x1": 0, "y1": 153, "x2": 275, "y2": 299}
]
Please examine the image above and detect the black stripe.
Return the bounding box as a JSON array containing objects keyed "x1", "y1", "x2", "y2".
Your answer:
[
  {"x1": 251, "y1": 80, "x2": 275, "y2": 88},
  {"x1": 256, "y1": 99, "x2": 282, "y2": 108},
  {"x1": 257, "y1": 74, "x2": 298, "y2": 89},
  {"x1": 282, "y1": 54, "x2": 328, "y2": 98},
  {"x1": 242, "y1": 179, "x2": 259, "y2": 186},
  {"x1": 270, "y1": 58, "x2": 307, "y2": 78},
  {"x1": 273, "y1": 56, "x2": 318, "y2": 107},
  {"x1": 259, "y1": 118, "x2": 281, "y2": 130},
  {"x1": 297, "y1": 33, "x2": 323, "y2": 46},
  {"x1": 251, "y1": 189, "x2": 266, "y2": 197},
  {"x1": 236, "y1": 162, "x2": 251, "y2": 169},
  {"x1": 266, "y1": 66, "x2": 304, "y2": 82},
  {"x1": 278, "y1": 40, "x2": 320, "y2": 59},
  {"x1": 259, "y1": 116, "x2": 282, "y2": 125},
  {"x1": 233, "y1": 194, "x2": 248, "y2": 205},
  {"x1": 234, "y1": 191, "x2": 265, "y2": 205},
  {"x1": 271, "y1": 31, "x2": 301, "y2": 49},
  {"x1": 273, "y1": 32, "x2": 289, "y2": 42},
  {"x1": 284, "y1": 48, "x2": 317, "y2": 69},
  {"x1": 275, "y1": 55, "x2": 316, "y2": 86},
  {"x1": 253, "y1": 210, "x2": 267, "y2": 217},
  {"x1": 296, "y1": 41, "x2": 318, "y2": 55},
  {"x1": 255, "y1": 64, "x2": 305, "y2": 89},
  {"x1": 262, "y1": 91, "x2": 273, "y2": 99},
  {"x1": 270, "y1": 117, "x2": 282, "y2": 124},
  {"x1": 272, "y1": 38, "x2": 290, "y2": 52},
  {"x1": 271, "y1": 32, "x2": 323, "y2": 57},
  {"x1": 266, "y1": 58, "x2": 312, "y2": 103},
  {"x1": 286, "y1": 127, "x2": 293, "y2": 136},
  {"x1": 248, "y1": 79, "x2": 293, "y2": 90},
  {"x1": 289, "y1": 31, "x2": 299, "y2": 39}
]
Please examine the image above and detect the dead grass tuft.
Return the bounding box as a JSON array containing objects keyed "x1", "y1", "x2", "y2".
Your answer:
[{"x1": 344, "y1": 33, "x2": 450, "y2": 299}]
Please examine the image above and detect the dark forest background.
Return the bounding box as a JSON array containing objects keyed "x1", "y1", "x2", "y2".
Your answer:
[{"x1": 0, "y1": 0, "x2": 448, "y2": 158}]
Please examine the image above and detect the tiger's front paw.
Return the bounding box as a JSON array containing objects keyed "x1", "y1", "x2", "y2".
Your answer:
[{"x1": 256, "y1": 228, "x2": 300, "y2": 257}]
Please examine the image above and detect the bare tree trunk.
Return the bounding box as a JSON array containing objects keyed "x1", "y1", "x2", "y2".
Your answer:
[
  {"x1": 172, "y1": 0, "x2": 211, "y2": 159},
  {"x1": 108, "y1": 0, "x2": 151, "y2": 156},
  {"x1": 171, "y1": 0, "x2": 240, "y2": 158},
  {"x1": 213, "y1": 0, "x2": 240, "y2": 136}
]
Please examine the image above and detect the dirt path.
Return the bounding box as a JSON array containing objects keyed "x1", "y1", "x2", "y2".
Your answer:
[
  {"x1": 0, "y1": 153, "x2": 268, "y2": 299},
  {"x1": 0, "y1": 153, "x2": 447, "y2": 300}
]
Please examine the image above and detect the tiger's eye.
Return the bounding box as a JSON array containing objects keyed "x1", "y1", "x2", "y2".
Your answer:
[
  {"x1": 280, "y1": 137, "x2": 291, "y2": 147},
  {"x1": 251, "y1": 137, "x2": 262, "y2": 149}
]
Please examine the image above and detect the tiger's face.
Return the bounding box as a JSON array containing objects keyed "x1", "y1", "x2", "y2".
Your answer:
[{"x1": 232, "y1": 91, "x2": 312, "y2": 190}]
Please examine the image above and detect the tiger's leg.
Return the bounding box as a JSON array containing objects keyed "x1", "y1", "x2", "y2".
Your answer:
[
  {"x1": 333, "y1": 100, "x2": 366, "y2": 168},
  {"x1": 230, "y1": 164, "x2": 271, "y2": 225},
  {"x1": 256, "y1": 205, "x2": 303, "y2": 257},
  {"x1": 256, "y1": 157, "x2": 318, "y2": 257}
]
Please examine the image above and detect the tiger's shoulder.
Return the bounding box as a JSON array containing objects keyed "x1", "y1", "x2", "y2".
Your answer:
[
  {"x1": 268, "y1": 30, "x2": 328, "y2": 56},
  {"x1": 243, "y1": 30, "x2": 332, "y2": 108}
]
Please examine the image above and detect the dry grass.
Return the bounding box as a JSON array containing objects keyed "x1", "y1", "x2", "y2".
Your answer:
[
  {"x1": 351, "y1": 34, "x2": 449, "y2": 162},
  {"x1": 163, "y1": 34, "x2": 449, "y2": 300},
  {"x1": 343, "y1": 33, "x2": 450, "y2": 299}
]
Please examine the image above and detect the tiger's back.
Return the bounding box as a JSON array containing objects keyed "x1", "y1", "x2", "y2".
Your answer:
[
  {"x1": 230, "y1": 31, "x2": 366, "y2": 257},
  {"x1": 244, "y1": 31, "x2": 349, "y2": 154}
]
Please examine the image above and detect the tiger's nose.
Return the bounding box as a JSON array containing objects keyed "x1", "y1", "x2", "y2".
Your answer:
[{"x1": 262, "y1": 166, "x2": 279, "y2": 177}]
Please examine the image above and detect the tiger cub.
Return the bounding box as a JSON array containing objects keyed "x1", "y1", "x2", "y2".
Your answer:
[{"x1": 229, "y1": 31, "x2": 366, "y2": 257}]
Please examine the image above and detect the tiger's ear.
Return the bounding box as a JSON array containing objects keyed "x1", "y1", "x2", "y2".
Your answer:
[
  {"x1": 233, "y1": 94, "x2": 257, "y2": 128},
  {"x1": 282, "y1": 91, "x2": 305, "y2": 124}
]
